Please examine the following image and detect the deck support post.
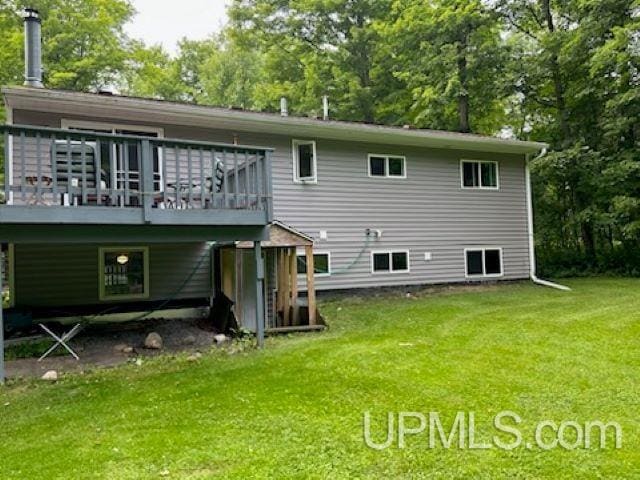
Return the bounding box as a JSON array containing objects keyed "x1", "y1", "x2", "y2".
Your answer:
[
  {"x1": 305, "y1": 245, "x2": 316, "y2": 325},
  {"x1": 289, "y1": 248, "x2": 299, "y2": 325},
  {"x1": 0, "y1": 247, "x2": 5, "y2": 384},
  {"x1": 254, "y1": 241, "x2": 265, "y2": 348},
  {"x1": 282, "y1": 249, "x2": 291, "y2": 327}
]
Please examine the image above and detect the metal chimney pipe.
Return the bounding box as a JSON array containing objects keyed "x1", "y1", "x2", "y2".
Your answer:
[
  {"x1": 23, "y1": 8, "x2": 43, "y2": 88},
  {"x1": 322, "y1": 95, "x2": 329, "y2": 120},
  {"x1": 280, "y1": 97, "x2": 288, "y2": 117}
]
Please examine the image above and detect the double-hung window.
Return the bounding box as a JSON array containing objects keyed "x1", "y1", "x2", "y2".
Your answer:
[
  {"x1": 371, "y1": 251, "x2": 410, "y2": 274},
  {"x1": 465, "y1": 248, "x2": 503, "y2": 277},
  {"x1": 368, "y1": 154, "x2": 406, "y2": 178},
  {"x1": 297, "y1": 252, "x2": 331, "y2": 276},
  {"x1": 99, "y1": 247, "x2": 150, "y2": 300},
  {"x1": 293, "y1": 140, "x2": 317, "y2": 183},
  {"x1": 461, "y1": 160, "x2": 499, "y2": 189}
]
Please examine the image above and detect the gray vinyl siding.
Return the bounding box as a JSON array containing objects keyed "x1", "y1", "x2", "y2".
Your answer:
[
  {"x1": 13, "y1": 243, "x2": 211, "y2": 307},
  {"x1": 11, "y1": 108, "x2": 531, "y2": 292}
]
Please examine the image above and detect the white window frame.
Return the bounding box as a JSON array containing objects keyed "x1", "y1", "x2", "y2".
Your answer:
[
  {"x1": 367, "y1": 154, "x2": 407, "y2": 179},
  {"x1": 460, "y1": 160, "x2": 500, "y2": 190},
  {"x1": 98, "y1": 246, "x2": 150, "y2": 301},
  {"x1": 370, "y1": 250, "x2": 411, "y2": 274},
  {"x1": 296, "y1": 250, "x2": 331, "y2": 277},
  {"x1": 61, "y1": 119, "x2": 165, "y2": 192},
  {"x1": 292, "y1": 139, "x2": 318, "y2": 184},
  {"x1": 464, "y1": 247, "x2": 504, "y2": 278}
]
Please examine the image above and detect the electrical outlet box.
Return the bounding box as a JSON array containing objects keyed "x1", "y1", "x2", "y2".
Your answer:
[
  {"x1": 424, "y1": 252, "x2": 432, "y2": 261},
  {"x1": 319, "y1": 230, "x2": 328, "y2": 240}
]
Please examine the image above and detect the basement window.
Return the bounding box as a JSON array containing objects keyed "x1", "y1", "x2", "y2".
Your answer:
[
  {"x1": 293, "y1": 140, "x2": 317, "y2": 183},
  {"x1": 368, "y1": 154, "x2": 406, "y2": 178},
  {"x1": 99, "y1": 247, "x2": 150, "y2": 300},
  {"x1": 465, "y1": 248, "x2": 503, "y2": 277},
  {"x1": 297, "y1": 252, "x2": 331, "y2": 276},
  {"x1": 461, "y1": 160, "x2": 499, "y2": 189},
  {"x1": 371, "y1": 251, "x2": 410, "y2": 273}
]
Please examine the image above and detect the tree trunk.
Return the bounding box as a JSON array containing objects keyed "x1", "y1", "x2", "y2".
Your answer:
[
  {"x1": 457, "y1": 38, "x2": 471, "y2": 133},
  {"x1": 540, "y1": 0, "x2": 570, "y2": 143},
  {"x1": 581, "y1": 222, "x2": 596, "y2": 257}
]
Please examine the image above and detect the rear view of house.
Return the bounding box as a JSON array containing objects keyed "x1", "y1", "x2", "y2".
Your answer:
[{"x1": 0, "y1": 8, "x2": 548, "y2": 381}]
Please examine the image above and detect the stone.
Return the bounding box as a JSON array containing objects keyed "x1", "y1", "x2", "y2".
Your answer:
[
  {"x1": 41, "y1": 370, "x2": 58, "y2": 381},
  {"x1": 122, "y1": 346, "x2": 134, "y2": 354},
  {"x1": 144, "y1": 332, "x2": 163, "y2": 350},
  {"x1": 187, "y1": 352, "x2": 202, "y2": 362},
  {"x1": 214, "y1": 334, "x2": 228, "y2": 345},
  {"x1": 182, "y1": 335, "x2": 196, "y2": 346}
]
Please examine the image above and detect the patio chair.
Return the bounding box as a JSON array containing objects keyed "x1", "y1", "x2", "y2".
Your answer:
[{"x1": 52, "y1": 140, "x2": 109, "y2": 205}]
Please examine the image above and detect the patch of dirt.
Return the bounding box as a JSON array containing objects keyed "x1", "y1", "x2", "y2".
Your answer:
[{"x1": 6, "y1": 318, "x2": 217, "y2": 380}]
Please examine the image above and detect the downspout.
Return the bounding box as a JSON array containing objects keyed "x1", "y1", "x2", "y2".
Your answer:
[{"x1": 525, "y1": 149, "x2": 571, "y2": 291}]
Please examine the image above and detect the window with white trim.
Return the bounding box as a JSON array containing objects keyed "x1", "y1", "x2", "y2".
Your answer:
[
  {"x1": 371, "y1": 251, "x2": 410, "y2": 273},
  {"x1": 368, "y1": 154, "x2": 406, "y2": 178},
  {"x1": 461, "y1": 160, "x2": 499, "y2": 189},
  {"x1": 99, "y1": 247, "x2": 150, "y2": 300},
  {"x1": 296, "y1": 252, "x2": 330, "y2": 276},
  {"x1": 292, "y1": 139, "x2": 317, "y2": 182},
  {"x1": 465, "y1": 248, "x2": 503, "y2": 277}
]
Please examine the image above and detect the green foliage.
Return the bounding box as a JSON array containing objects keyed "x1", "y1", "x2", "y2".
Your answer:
[
  {"x1": 4, "y1": 338, "x2": 58, "y2": 361},
  {"x1": 0, "y1": 0, "x2": 134, "y2": 90},
  {"x1": 382, "y1": 0, "x2": 509, "y2": 133},
  {"x1": 227, "y1": 0, "x2": 392, "y2": 120},
  {"x1": 537, "y1": 245, "x2": 640, "y2": 278}
]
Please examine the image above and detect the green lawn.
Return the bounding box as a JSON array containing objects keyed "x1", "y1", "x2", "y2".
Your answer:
[{"x1": 1, "y1": 278, "x2": 639, "y2": 479}]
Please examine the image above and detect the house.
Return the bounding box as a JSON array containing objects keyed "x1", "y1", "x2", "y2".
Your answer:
[{"x1": 0, "y1": 9, "x2": 549, "y2": 381}]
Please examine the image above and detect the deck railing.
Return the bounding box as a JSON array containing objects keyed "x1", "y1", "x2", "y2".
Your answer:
[{"x1": 1, "y1": 124, "x2": 273, "y2": 219}]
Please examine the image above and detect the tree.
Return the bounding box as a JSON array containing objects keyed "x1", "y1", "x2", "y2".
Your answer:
[
  {"x1": 497, "y1": 0, "x2": 638, "y2": 260},
  {"x1": 227, "y1": 0, "x2": 391, "y2": 121},
  {"x1": 0, "y1": 0, "x2": 134, "y2": 90},
  {"x1": 382, "y1": 0, "x2": 509, "y2": 133},
  {"x1": 120, "y1": 41, "x2": 187, "y2": 101}
]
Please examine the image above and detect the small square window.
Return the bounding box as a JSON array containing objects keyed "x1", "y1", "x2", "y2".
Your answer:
[
  {"x1": 462, "y1": 161, "x2": 498, "y2": 189},
  {"x1": 369, "y1": 155, "x2": 406, "y2": 178},
  {"x1": 369, "y1": 156, "x2": 386, "y2": 176},
  {"x1": 297, "y1": 252, "x2": 330, "y2": 276},
  {"x1": 99, "y1": 247, "x2": 149, "y2": 300},
  {"x1": 466, "y1": 250, "x2": 483, "y2": 276},
  {"x1": 388, "y1": 157, "x2": 404, "y2": 177},
  {"x1": 372, "y1": 251, "x2": 410, "y2": 273},
  {"x1": 392, "y1": 252, "x2": 408, "y2": 271},
  {"x1": 465, "y1": 248, "x2": 503, "y2": 277},
  {"x1": 373, "y1": 253, "x2": 390, "y2": 272}
]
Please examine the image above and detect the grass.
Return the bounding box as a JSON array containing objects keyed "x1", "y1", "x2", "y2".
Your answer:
[{"x1": 1, "y1": 278, "x2": 639, "y2": 479}]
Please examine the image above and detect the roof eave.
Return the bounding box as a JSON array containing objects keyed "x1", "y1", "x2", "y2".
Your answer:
[{"x1": 2, "y1": 86, "x2": 548, "y2": 155}]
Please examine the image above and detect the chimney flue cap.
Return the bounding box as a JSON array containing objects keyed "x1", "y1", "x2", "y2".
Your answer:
[{"x1": 23, "y1": 8, "x2": 41, "y2": 21}]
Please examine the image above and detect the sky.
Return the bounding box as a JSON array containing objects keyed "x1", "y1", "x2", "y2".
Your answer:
[{"x1": 124, "y1": 0, "x2": 230, "y2": 55}]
